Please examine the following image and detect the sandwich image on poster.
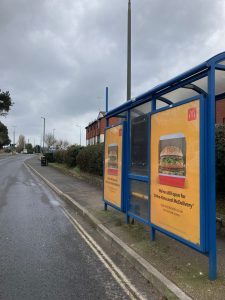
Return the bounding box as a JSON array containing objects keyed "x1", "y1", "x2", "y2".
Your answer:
[
  {"x1": 108, "y1": 144, "x2": 118, "y2": 175},
  {"x1": 158, "y1": 133, "x2": 186, "y2": 188}
]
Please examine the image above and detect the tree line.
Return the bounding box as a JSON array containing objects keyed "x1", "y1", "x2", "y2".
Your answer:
[
  {"x1": 16, "y1": 132, "x2": 69, "y2": 153},
  {"x1": 0, "y1": 90, "x2": 13, "y2": 148}
]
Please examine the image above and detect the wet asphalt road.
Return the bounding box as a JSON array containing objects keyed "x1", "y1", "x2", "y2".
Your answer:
[{"x1": 0, "y1": 155, "x2": 130, "y2": 300}]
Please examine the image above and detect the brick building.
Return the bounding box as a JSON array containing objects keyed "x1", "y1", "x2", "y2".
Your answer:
[
  {"x1": 85, "y1": 100, "x2": 225, "y2": 146},
  {"x1": 85, "y1": 112, "x2": 120, "y2": 145},
  {"x1": 216, "y1": 99, "x2": 225, "y2": 124}
]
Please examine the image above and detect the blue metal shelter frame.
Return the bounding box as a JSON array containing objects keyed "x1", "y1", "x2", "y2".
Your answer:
[{"x1": 103, "y1": 52, "x2": 225, "y2": 280}]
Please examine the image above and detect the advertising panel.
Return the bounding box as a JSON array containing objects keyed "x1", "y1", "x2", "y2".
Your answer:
[
  {"x1": 151, "y1": 100, "x2": 201, "y2": 245},
  {"x1": 104, "y1": 125, "x2": 123, "y2": 208}
]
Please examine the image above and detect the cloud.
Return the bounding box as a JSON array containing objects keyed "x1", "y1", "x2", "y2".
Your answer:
[{"x1": 1, "y1": 0, "x2": 225, "y2": 144}]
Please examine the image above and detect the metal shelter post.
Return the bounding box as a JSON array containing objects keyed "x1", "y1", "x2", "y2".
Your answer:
[
  {"x1": 150, "y1": 98, "x2": 156, "y2": 241},
  {"x1": 104, "y1": 86, "x2": 109, "y2": 211},
  {"x1": 125, "y1": 110, "x2": 130, "y2": 224},
  {"x1": 208, "y1": 65, "x2": 217, "y2": 280}
]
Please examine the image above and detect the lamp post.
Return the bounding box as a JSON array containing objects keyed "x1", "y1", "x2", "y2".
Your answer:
[
  {"x1": 52, "y1": 128, "x2": 56, "y2": 148},
  {"x1": 12, "y1": 126, "x2": 16, "y2": 149},
  {"x1": 41, "y1": 117, "x2": 45, "y2": 152},
  {"x1": 127, "y1": 0, "x2": 131, "y2": 101},
  {"x1": 75, "y1": 124, "x2": 81, "y2": 146}
]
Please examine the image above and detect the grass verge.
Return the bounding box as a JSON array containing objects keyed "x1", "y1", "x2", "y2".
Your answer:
[{"x1": 49, "y1": 162, "x2": 103, "y2": 189}]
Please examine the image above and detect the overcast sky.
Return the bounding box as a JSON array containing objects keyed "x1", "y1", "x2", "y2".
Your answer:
[{"x1": 1, "y1": 0, "x2": 225, "y2": 145}]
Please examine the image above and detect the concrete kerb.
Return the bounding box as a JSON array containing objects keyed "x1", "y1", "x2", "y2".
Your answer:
[{"x1": 24, "y1": 161, "x2": 192, "y2": 300}]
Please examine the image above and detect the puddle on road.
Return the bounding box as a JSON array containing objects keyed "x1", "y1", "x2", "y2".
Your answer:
[
  {"x1": 25, "y1": 168, "x2": 61, "y2": 208},
  {"x1": 49, "y1": 199, "x2": 60, "y2": 207}
]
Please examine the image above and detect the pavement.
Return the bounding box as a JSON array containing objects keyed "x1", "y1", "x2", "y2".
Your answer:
[{"x1": 25, "y1": 156, "x2": 225, "y2": 300}]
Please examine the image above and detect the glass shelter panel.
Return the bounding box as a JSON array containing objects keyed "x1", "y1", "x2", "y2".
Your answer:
[
  {"x1": 129, "y1": 180, "x2": 148, "y2": 221},
  {"x1": 163, "y1": 88, "x2": 198, "y2": 103},
  {"x1": 130, "y1": 102, "x2": 151, "y2": 176},
  {"x1": 117, "y1": 111, "x2": 127, "y2": 118},
  {"x1": 192, "y1": 77, "x2": 208, "y2": 93},
  {"x1": 218, "y1": 59, "x2": 225, "y2": 66},
  {"x1": 215, "y1": 70, "x2": 225, "y2": 96},
  {"x1": 156, "y1": 100, "x2": 169, "y2": 110}
]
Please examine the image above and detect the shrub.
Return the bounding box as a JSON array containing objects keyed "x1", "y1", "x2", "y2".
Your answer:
[
  {"x1": 44, "y1": 152, "x2": 55, "y2": 162},
  {"x1": 54, "y1": 150, "x2": 65, "y2": 164},
  {"x1": 76, "y1": 144, "x2": 103, "y2": 176},
  {"x1": 64, "y1": 145, "x2": 82, "y2": 167},
  {"x1": 25, "y1": 143, "x2": 33, "y2": 154},
  {"x1": 216, "y1": 124, "x2": 225, "y2": 192}
]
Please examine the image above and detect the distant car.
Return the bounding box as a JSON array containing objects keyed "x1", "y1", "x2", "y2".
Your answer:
[{"x1": 23, "y1": 149, "x2": 28, "y2": 154}]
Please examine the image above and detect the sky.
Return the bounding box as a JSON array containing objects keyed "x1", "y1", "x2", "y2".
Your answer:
[{"x1": 1, "y1": 0, "x2": 225, "y2": 146}]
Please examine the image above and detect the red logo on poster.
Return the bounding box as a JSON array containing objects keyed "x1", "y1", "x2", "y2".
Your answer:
[
  {"x1": 119, "y1": 128, "x2": 122, "y2": 136},
  {"x1": 188, "y1": 107, "x2": 197, "y2": 121}
]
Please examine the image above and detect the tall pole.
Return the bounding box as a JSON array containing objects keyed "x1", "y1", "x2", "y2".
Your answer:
[
  {"x1": 79, "y1": 126, "x2": 81, "y2": 146},
  {"x1": 41, "y1": 117, "x2": 45, "y2": 152},
  {"x1": 75, "y1": 124, "x2": 81, "y2": 146},
  {"x1": 52, "y1": 128, "x2": 56, "y2": 148},
  {"x1": 127, "y1": 0, "x2": 131, "y2": 101},
  {"x1": 106, "y1": 87, "x2": 108, "y2": 113},
  {"x1": 12, "y1": 126, "x2": 16, "y2": 150},
  {"x1": 44, "y1": 118, "x2": 45, "y2": 149}
]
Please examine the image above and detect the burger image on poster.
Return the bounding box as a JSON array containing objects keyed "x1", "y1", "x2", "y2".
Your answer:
[
  {"x1": 108, "y1": 144, "x2": 118, "y2": 175},
  {"x1": 158, "y1": 133, "x2": 186, "y2": 188}
]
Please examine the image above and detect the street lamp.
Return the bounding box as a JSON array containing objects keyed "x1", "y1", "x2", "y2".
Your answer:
[
  {"x1": 53, "y1": 128, "x2": 56, "y2": 148},
  {"x1": 41, "y1": 116, "x2": 45, "y2": 152},
  {"x1": 75, "y1": 124, "x2": 81, "y2": 146},
  {"x1": 12, "y1": 126, "x2": 16, "y2": 150}
]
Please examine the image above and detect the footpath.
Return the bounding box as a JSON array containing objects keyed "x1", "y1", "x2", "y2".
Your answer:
[{"x1": 25, "y1": 156, "x2": 225, "y2": 300}]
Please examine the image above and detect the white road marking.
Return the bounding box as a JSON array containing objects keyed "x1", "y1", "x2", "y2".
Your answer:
[
  {"x1": 62, "y1": 208, "x2": 147, "y2": 300},
  {"x1": 25, "y1": 161, "x2": 192, "y2": 300}
]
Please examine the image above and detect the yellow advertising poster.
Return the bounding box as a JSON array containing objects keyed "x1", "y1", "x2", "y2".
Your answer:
[
  {"x1": 104, "y1": 125, "x2": 123, "y2": 208},
  {"x1": 151, "y1": 100, "x2": 200, "y2": 245}
]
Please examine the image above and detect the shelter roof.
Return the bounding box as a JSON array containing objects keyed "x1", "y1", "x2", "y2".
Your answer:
[{"x1": 106, "y1": 52, "x2": 225, "y2": 118}]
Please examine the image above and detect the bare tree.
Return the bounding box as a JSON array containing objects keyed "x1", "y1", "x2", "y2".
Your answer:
[
  {"x1": 56, "y1": 139, "x2": 69, "y2": 150},
  {"x1": 63, "y1": 140, "x2": 69, "y2": 148},
  {"x1": 45, "y1": 133, "x2": 56, "y2": 149},
  {"x1": 17, "y1": 135, "x2": 25, "y2": 153}
]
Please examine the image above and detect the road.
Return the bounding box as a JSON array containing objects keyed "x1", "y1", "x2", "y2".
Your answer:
[{"x1": 0, "y1": 155, "x2": 138, "y2": 300}]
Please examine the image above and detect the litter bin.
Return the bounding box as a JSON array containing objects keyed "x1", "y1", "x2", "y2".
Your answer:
[{"x1": 41, "y1": 155, "x2": 48, "y2": 166}]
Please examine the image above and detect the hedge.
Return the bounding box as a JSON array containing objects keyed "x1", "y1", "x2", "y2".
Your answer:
[
  {"x1": 51, "y1": 126, "x2": 225, "y2": 190},
  {"x1": 44, "y1": 152, "x2": 54, "y2": 162},
  {"x1": 64, "y1": 145, "x2": 83, "y2": 167},
  {"x1": 76, "y1": 144, "x2": 103, "y2": 176},
  {"x1": 216, "y1": 124, "x2": 225, "y2": 192},
  {"x1": 53, "y1": 144, "x2": 103, "y2": 176},
  {"x1": 54, "y1": 149, "x2": 65, "y2": 164}
]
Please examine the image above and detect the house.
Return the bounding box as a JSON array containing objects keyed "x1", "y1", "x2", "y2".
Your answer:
[
  {"x1": 85, "y1": 111, "x2": 120, "y2": 145},
  {"x1": 85, "y1": 99, "x2": 225, "y2": 146}
]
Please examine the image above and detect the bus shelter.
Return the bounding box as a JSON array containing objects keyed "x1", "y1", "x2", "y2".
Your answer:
[{"x1": 103, "y1": 52, "x2": 225, "y2": 280}]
